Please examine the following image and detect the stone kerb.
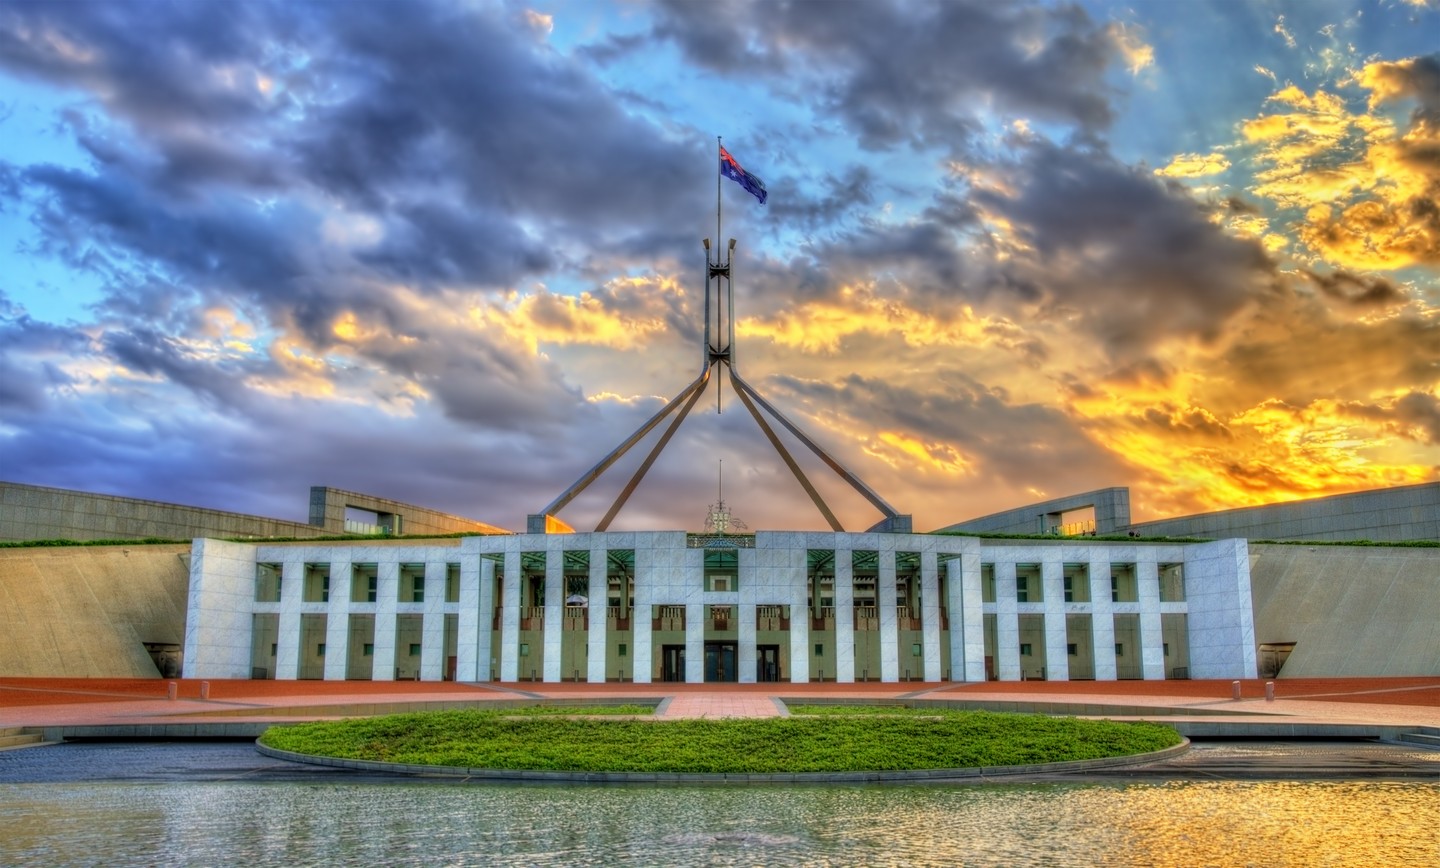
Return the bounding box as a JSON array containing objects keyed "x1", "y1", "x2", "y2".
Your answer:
[{"x1": 254, "y1": 738, "x2": 1191, "y2": 784}]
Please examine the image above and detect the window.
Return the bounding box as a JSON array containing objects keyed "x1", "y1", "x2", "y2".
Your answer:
[
  {"x1": 618, "y1": 643, "x2": 628, "y2": 657},
  {"x1": 367, "y1": 576, "x2": 377, "y2": 603},
  {"x1": 363, "y1": 643, "x2": 374, "y2": 656},
  {"x1": 316, "y1": 643, "x2": 326, "y2": 656},
  {"x1": 446, "y1": 564, "x2": 461, "y2": 603},
  {"x1": 1163, "y1": 643, "x2": 1170, "y2": 657},
  {"x1": 1067, "y1": 643, "x2": 1078, "y2": 656},
  {"x1": 409, "y1": 643, "x2": 422, "y2": 657},
  {"x1": 303, "y1": 564, "x2": 330, "y2": 603},
  {"x1": 254, "y1": 564, "x2": 282, "y2": 603},
  {"x1": 1063, "y1": 577, "x2": 1073, "y2": 602},
  {"x1": 1019, "y1": 643, "x2": 1033, "y2": 656},
  {"x1": 399, "y1": 566, "x2": 425, "y2": 603},
  {"x1": 1115, "y1": 643, "x2": 1124, "y2": 656},
  {"x1": 815, "y1": 644, "x2": 824, "y2": 656},
  {"x1": 1015, "y1": 565, "x2": 1042, "y2": 602},
  {"x1": 1111, "y1": 577, "x2": 1120, "y2": 603},
  {"x1": 1158, "y1": 564, "x2": 1186, "y2": 602}
]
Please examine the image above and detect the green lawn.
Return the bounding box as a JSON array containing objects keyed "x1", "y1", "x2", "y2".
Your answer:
[{"x1": 259, "y1": 707, "x2": 1181, "y2": 774}]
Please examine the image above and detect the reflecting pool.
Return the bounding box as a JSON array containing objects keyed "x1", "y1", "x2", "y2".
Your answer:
[{"x1": 3, "y1": 779, "x2": 1437, "y2": 866}]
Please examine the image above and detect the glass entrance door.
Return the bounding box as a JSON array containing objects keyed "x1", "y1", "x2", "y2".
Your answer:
[
  {"x1": 704, "y1": 641, "x2": 737, "y2": 682},
  {"x1": 756, "y1": 644, "x2": 781, "y2": 682},
  {"x1": 661, "y1": 645, "x2": 685, "y2": 682}
]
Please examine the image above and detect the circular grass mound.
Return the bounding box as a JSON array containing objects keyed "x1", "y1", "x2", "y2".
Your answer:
[{"x1": 258, "y1": 707, "x2": 1181, "y2": 775}]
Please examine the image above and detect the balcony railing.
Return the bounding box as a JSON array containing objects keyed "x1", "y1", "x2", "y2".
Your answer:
[{"x1": 653, "y1": 605, "x2": 685, "y2": 632}]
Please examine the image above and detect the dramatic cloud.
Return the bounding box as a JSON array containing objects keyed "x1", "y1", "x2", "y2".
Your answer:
[{"x1": 0, "y1": 0, "x2": 1437, "y2": 533}]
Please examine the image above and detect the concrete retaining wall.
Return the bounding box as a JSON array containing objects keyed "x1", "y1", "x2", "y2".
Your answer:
[
  {"x1": 1130, "y1": 483, "x2": 1438, "y2": 543},
  {"x1": 1249, "y1": 543, "x2": 1440, "y2": 676},
  {"x1": 0, "y1": 544, "x2": 191, "y2": 677}
]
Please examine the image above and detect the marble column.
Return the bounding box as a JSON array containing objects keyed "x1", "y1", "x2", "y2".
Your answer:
[
  {"x1": 500, "y1": 550, "x2": 520, "y2": 682},
  {"x1": 1138, "y1": 556, "x2": 1165, "y2": 680},
  {"x1": 275, "y1": 558, "x2": 303, "y2": 680},
  {"x1": 995, "y1": 561, "x2": 1020, "y2": 681},
  {"x1": 420, "y1": 561, "x2": 445, "y2": 681},
  {"x1": 587, "y1": 546, "x2": 608, "y2": 683},
  {"x1": 322, "y1": 561, "x2": 350, "y2": 681},
  {"x1": 921, "y1": 551, "x2": 941, "y2": 681},
  {"x1": 834, "y1": 546, "x2": 855, "y2": 683},
  {"x1": 1090, "y1": 552, "x2": 1118, "y2": 681},
  {"x1": 878, "y1": 549, "x2": 900, "y2": 682},
  {"x1": 543, "y1": 550, "x2": 562, "y2": 683},
  {"x1": 372, "y1": 561, "x2": 399, "y2": 681},
  {"x1": 1042, "y1": 558, "x2": 1069, "y2": 681}
]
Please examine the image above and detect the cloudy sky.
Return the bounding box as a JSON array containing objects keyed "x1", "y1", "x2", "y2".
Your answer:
[{"x1": 2, "y1": 0, "x2": 1437, "y2": 534}]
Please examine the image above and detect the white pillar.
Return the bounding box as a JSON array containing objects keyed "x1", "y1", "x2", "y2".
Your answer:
[
  {"x1": 587, "y1": 546, "x2": 607, "y2": 683},
  {"x1": 1091, "y1": 551, "x2": 1118, "y2": 681},
  {"x1": 500, "y1": 550, "x2": 520, "y2": 681},
  {"x1": 1138, "y1": 556, "x2": 1165, "y2": 680},
  {"x1": 834, "y1": 545, "x2": 855, "y2": 683},
  {"x1": 921, "y1": 551, "x2": 942, "y2": 681},
  {"x1": 476, "y1": 557, "x2": 496, "y2": 681},
  {"x1": 1042, "y1": 558, "x2": 1069, "y2": 681},
  {"x1": 738, "y1": 602, "x2": 757, "y2": 684},
  {"x1": 275, "y1": 558, "x2": 303, "y2": 680},
  {"x1": 685, "y1": 601, "x2": 704, "y2": 683},
  {"x1": 945, "y1": 556, "x2": 965, "y2": 681},
  {"x1": 323, "y1": 561, "x2": 350, "y2": 681},
  {"x1": 543, "y1": 549, "x2": 562, "y2": 683},
  {"x1": 958, "y1": 550, "x2": 986, "y2": 681},
  {"x1": 789, "y1": 583, "x2": 810, "y2": 684},
  {"x1": 878, "y1": 549, "x2": 900, "y2": 682},
  {"x1": 420, "y1": 561, "x2": 445, "y2": 681},
  {"x1": 373, "y1": 561, "x2": 399, "y2": 681},
  {"x1": 995, "y1": 561, "x2": 1020, "y2": 681},
  {"x1": 457, "y1": 555, "x2": 482, "y2": 682}
]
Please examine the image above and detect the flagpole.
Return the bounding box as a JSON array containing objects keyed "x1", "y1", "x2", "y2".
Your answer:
[{"x1": 716, "y1": 135, "x2": 724, "y2": 414}]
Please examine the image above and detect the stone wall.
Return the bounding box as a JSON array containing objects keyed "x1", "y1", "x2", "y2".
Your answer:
[
  {"x1": 0, "y1": 482, "x2": 323, "y2": 542},
  {"x1": 1129, "y1": 482, "x2": 1438, "y2": 543},
  {"x1": 936, "y1": 488, "x2": 1131, "y2": 536},
  {"x1": 307, "y1": 486, "x2": 509, "y2": 536}
]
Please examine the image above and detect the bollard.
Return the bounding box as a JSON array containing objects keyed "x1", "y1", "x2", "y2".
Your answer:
[
  {"x1": 1232, "y1": 680, "x2": 1242, "y2": 700},
  {"x1": 200, "y1": 681, "x2": 210, "y2": 700},
  {"x1": 167, "y1": 681, "x2": 178, "y2": 701},
  {"x1": 1265, "y1": 681, "x2": 1275, "y2": 702}
]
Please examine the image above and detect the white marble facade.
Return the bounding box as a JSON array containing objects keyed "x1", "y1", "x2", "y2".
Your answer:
[{"x1": 184, "y1": 531, "x2": 1260, "y2": 682}]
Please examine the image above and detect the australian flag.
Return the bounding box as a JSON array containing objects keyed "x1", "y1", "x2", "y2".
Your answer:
[{"x1": 720, "y1": 145, "x2": 767, "y2": 205}]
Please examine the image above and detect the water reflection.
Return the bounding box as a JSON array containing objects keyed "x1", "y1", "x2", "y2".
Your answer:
[{"x1": 2, "y1": 780, "x2": 1437, "y2": 866}]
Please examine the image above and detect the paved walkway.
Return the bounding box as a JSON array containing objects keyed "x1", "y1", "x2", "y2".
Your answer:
[
  {"x1": 2, "y1": 677, "x2": 1437, "y2": 731},
  {"x1": 658, "y1": 693, "x2": 785, "y2": 719}
]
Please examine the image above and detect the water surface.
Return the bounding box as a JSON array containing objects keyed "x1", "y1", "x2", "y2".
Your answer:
[{"x1": 3, "y1": 779, "x2": 1437, "y2": 866}]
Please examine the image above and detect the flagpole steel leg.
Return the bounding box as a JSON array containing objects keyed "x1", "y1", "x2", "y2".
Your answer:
[
  {"x1": 595, "y1": 363, "x2": 714, "y2": 532},
  {"x1": 728, "y1": 365, "x2": 844, "y2": 531},
  {"x1": 730, "y1": 371, "x2": 901, "y2": 520},
  {"x1": 536, "y1": 368, "x2": 711, "y2": 520}
]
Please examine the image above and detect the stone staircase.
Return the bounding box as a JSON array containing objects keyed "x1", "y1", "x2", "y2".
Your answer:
[
  {"x1": 0, "y1": 726, "x2": 45, "y2": 750},
  {"x1": 1395, "y1": 727, "x2": 1440, "y2": 750}
]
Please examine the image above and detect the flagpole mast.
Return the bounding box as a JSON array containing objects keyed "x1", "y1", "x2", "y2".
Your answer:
[{"x1": 716, "y1": 135, "x2": 724, "y2": 413}]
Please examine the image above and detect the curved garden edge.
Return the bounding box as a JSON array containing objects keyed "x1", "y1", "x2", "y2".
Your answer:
[{"x1": 254, "y1": 738, "x2": 1191, "y2": 784}]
